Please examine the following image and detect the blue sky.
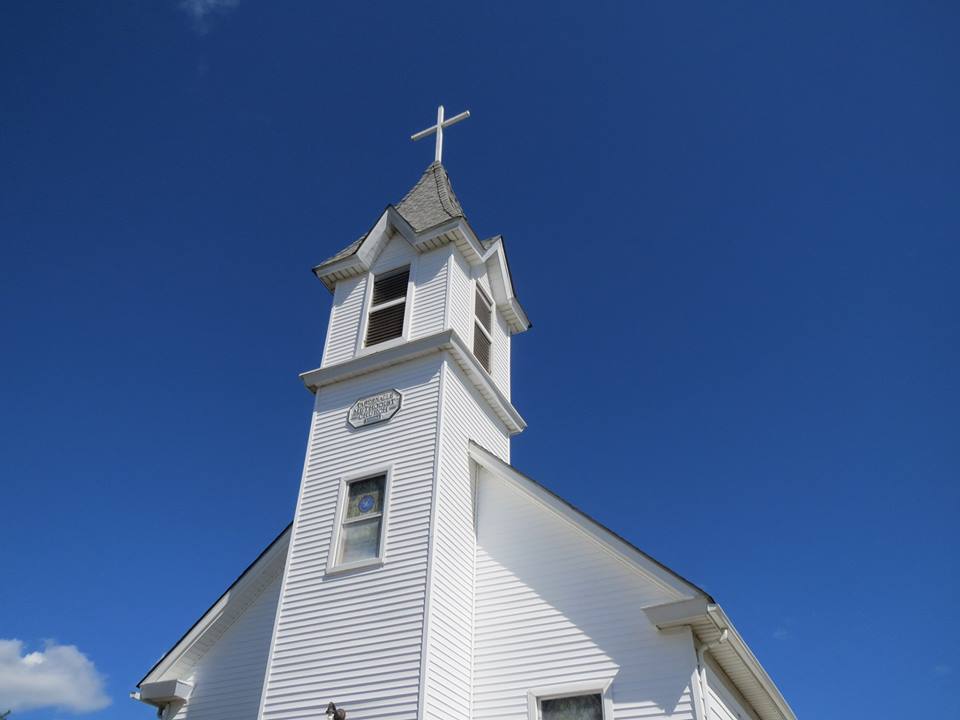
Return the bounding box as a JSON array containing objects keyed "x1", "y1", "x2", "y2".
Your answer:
[{"x1": 1, "y1": 1, "x2": 958, "y2": 718}]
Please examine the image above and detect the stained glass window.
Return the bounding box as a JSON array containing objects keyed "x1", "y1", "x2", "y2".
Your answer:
[
  {"x1": 540, "y1": 694, "x2": 603, "y2": 720},
  {"x1": 337, "y1": 474, "x2": 386, "y2": 565}
]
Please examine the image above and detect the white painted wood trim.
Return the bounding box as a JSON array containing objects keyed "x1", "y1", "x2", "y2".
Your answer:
[
  {"x1": 415, "y1": 361, "x2": 447, "y2": 720},
  {"x1": 472, "y1": 279, "x2": 494, "y2": 373},
  {"x1": 300, "y1": 329, "x2": 526, "y2": 435},
  {"x1": 355, "y1": 258, "x2": 417, "y2": 356},
  {"x1": 442, "y1": 251, "x2": 454, "y2": 330},
  {"x1": 526, "y1": 678, "x2": 614, "y2": 720}
]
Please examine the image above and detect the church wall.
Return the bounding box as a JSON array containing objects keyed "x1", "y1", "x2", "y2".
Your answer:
[
  {"x1": 371, "y1": 234, "x2": 417, "y2": 274},
  {"x1": 421, "y1": 360, "x2": 512, "y2": 720},
  {"x1": 322, "y1": 239, "x2": 451, "y2": 368},
  {"x1": 705, "y1": 661, "x2": 761, "y2": 720},
  {"x1": 491, "y1": 310, "x2": 511, "y2": 399},
  {"x1": 448, "y1": 247, "x2": 512, "y2": 400},
  {"x1": 259, "y1": 356, "x2": 444, "y2": 720},
  {"x1": 449, "y1": 247, "x2": 474, "y2": 355},
  {"x1": 321, "y1": 274, "x2": 366, "y2": 367},
  {"x1": 410, "y1": 246, "x2": 450, "y2": 340},
  {"x1": 473, "y1": 473, "x2": 699, "y2": 720},
  {"x1": 169, "y1": 573, "x2": 282, "y2": 720}
]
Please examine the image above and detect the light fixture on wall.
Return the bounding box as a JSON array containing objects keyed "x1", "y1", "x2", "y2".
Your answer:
[{"x1": 325, "y1": 702, "x2": 347, "y2": 720}]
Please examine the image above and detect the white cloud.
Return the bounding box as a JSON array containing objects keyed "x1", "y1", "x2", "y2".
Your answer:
[
  {"x1": 178, "y1": 0, "x2": 240, "y2": 33},
  {"x1": 0, "y1": 639, "x2": 111, "y2": 713},
  {"x1": 772, "y1": 627, "x2": 791, "y2": 640},
  {"x1": 934, "y1": 664, "x2": 952, "y2": 677}
]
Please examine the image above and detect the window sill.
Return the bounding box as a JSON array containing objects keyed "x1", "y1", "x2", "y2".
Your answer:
[
  {"x1": 356, "y1": 335, "x2": 408, "y2": 358},
  {"x1": 325, "y1": 557, "x2": 384, "y2": 577}
]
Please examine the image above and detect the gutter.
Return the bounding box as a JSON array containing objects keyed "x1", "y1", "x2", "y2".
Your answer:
[{"x1": 643, "y1": 597, "x2": 796, "y2": 720}]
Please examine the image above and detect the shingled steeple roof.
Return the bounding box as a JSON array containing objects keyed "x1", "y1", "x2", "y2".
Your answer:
[
  {"x1": 314, "y1": 162, "x2": 465, "y2": 271},
  {"x1": 395, "y1": 161, "x2": 465, "y2": 231}
]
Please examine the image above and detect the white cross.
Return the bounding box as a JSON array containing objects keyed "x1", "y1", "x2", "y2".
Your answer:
[{"x1": 410, "y1": 105, "x2": 471, "y2": 164}]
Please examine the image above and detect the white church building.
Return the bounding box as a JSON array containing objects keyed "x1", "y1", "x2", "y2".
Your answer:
[{"x1": 134, "y1": 110, "x2": 796, "y2": 720}]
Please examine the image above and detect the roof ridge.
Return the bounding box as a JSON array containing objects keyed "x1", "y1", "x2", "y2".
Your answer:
[
  {"x1": 429, "y1": 162, "x2": 463, "y2": 220},
  {"x1": 393, "y1": 161, "x2": 465, "y2": 232}
]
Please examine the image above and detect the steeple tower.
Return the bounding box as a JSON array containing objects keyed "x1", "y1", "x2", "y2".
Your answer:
[{"x1": 257, "y1": 159, "x2": 530, "y2": 720}]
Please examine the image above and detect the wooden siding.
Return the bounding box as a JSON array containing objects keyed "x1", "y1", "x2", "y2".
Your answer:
[
  {"x1": 259, "y1": 357, "x2": 444, "y2": 720},
  {"x1": 320, "y1": 237, "x2": 512, "y2": 403},
  {"x1": 447, "y1": 248, "x2": 511, "y2": 399},
  {"x1": 421, "y1": 361, "x2": 512, "y2": 720},
  {"x1": 170, "y1": 574, "x2": 282, "y2": 720},
  {"x1": 491, "y1": 311, "x2": 511, "y2": 399},
  {"x1": 706, "y1": 662, "x2": 761, "y2": 720},
  {"x1": 473, "y1": 472, "x2": 698, "y2": 720},
  {"x1": 448, "y1": 248, "x2": 474, "y2": 353},
  {"x1": 322, "y1": 275, "x2": 366, "y2": 367},
  {"x1": 410, "y1": 247, "x2": 450, "y2": 340},
  {"x1": 371, "y1": 235, "x2": 417, "y2": 274}
]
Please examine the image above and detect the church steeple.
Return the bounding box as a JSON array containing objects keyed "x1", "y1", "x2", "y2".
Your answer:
[
  {"x1": 308, "y1": 158, "x2": 529, "y2": 407},
  {"x1": 257, "y1": 125, "x2": 529, "y2": 720}
]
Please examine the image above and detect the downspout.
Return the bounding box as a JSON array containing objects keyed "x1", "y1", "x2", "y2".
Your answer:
[
  {"x1": 696, "y1": 629, "x2": 729, "y2": 720},
  {"x1": 128, "y1": 692, "x2": 166, "y2": 720}
]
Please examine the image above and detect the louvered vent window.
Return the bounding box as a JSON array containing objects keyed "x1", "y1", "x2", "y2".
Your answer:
[
  {"x1": 473, "y1": 284, "x2": 493, "y2": 372},
  {"x1": 365, "y1": 266, "x2": 410, "y2": 347}
]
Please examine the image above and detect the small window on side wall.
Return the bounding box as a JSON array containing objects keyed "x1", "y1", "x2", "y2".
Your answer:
[
  {"x1": 539, "y1": 694, "x2": 603, "y2": 720},
  {"x1": 528, "y1": 684, "x2": 611, "y2": 720},
  {"x1": 333, "y1": 473, "x2": 387, "y2": 568},
  {"x1": 365, "y1": 266, "x2": 410, "y2": 347},
  {"x1": 473, "y1": 284, "x2": 493, "y2": 372}
]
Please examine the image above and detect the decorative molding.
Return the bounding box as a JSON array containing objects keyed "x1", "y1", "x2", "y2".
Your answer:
[{"x1": 300, "y1": 329, "x2": 526, "y2": 435}]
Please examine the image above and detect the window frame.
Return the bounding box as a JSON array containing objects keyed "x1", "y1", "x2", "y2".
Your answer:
[
  {"x1": 326, "y1": 464, "x2": 393, "y2": 575},
  {"x1": 358, "y1": 262, "x2": 415, "y2": 354},
  {"x1": 526, "y1": 680, "x2": 614, "y2": 720},
  {"x1": 473, "y1": 280, "x2": 494, "y2": 373}
]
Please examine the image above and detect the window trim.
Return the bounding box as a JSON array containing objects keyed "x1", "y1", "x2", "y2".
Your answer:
[
  {"x1": 357, "y1": 262, "x2": 416, "y2": 355},
  {"x1": 526, "y1": 680, "x2": 614, "y2": 720},
  {"x1": 473, "y1": 280, "x2": 494, "y2": 372},
  {"x1": 326, "y1": 464, "x2": 393, "y2": 575}
]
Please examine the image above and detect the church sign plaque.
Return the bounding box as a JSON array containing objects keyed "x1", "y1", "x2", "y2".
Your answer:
[{"x1": 348, "y1": 389, "x2": 402, "y2": 429}]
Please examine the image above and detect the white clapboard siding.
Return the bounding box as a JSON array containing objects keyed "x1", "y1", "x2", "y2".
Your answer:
[
  {"x1": 422, "y1": 361, "x2": 512, "y2": 720},
  {"x1": 322, "y1": 275, "x2": 366, "y2": 367},
  {"x1": 259, "y1": 357, "x2": 444, "y2": 720},
  {"x1": 446, "y1": 248, "x2": 511, "y2": 399},
  {"x1": 448, "y1": 248, "x2": 474, "y2": 350},
  {"x1": 410, "y1": 247, "x2": 450, "y2": 340},
  {"x1": 706, "y1": 662, "x2": 761, "y2": 720},
  {"x1": 171, "y1": 574, "x2": 282, "y2": 720},
  {"x1": 473, "y1": 473, "x2": 698, "y2": 720},
  {"x1": 372, "y1": 235, "x2": 417, "y2": 274},
  {"x1": 491, "y1": 310, "x2": 511, "y2": 399}
]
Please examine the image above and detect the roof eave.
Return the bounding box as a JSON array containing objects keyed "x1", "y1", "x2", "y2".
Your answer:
[
  {"x1": 644, "y1": 597, "x2": 796, "y2": 720},
  {"x1": 137, "y1": 523, "x2": 292, "y2": 688}
]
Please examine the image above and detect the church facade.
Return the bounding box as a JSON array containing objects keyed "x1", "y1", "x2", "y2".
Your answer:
[{"x1": 134, "y1": 157, "x2": 795, "y2": 720}]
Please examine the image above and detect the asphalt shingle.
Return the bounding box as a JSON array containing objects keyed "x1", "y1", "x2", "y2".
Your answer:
[{"x1": 314, "y1": 162, "x2": 465, "y2": 272}]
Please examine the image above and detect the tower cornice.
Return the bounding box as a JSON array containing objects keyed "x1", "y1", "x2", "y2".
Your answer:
[{"x1": 300, "y1": 328, "x2": 526, "y2": 435}]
